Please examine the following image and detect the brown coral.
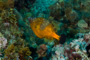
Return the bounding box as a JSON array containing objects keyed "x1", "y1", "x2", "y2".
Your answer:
[
  {"x1": 0, "y1": 0, "x2": 14, "y2": 10},
  {"x1": 7, "y1": 0, "x2": 14, "y2": 8},
  {"x1": 49, "y1": 2, "x2": 65, "y2": 21},
  {"x1": 36, "y1": 44, "x2": 47, "y2": 58},
  {"x1": 4, "y1": 44, "x2": 15, "y2": 59},
  {"x1": 19, "y1": 47, "x2": 32, "y2": 60},
  {"x1": 4, "y1": 38, "x2": 32, "y2": 60},
  {"x1": 84, "y1": 33, "x2": 90, "y2": 42},
  {"x1": 65, "y1": 8, "x2": 78, "y2": 21}
]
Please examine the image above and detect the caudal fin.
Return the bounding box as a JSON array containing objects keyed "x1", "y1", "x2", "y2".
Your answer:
[{"x1": 59, "y1": 34, "x2": 66, "y2": 44}]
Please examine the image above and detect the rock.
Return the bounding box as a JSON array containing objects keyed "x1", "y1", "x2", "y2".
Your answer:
[
  {"x1": 0, "y1": 37, "x2": 7, "y2": 48},
  {"x1": 77, "y1": 20, "x2": 88, "y2": 28}
]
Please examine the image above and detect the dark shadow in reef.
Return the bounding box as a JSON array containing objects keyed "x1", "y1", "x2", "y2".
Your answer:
[
  {"x1": 14, "y1": 0, "x2": 36, "y2": 11},
  {"x1": 59, "y1": 34, "x2": 67, "y2": 44},
  {"x1": 86, "y1": 44, "x2": 90, "y2": 57}
]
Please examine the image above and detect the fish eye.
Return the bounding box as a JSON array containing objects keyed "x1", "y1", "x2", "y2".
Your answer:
[{"x1": 35, "y1": 26, "x2": 37, "y2": 28}]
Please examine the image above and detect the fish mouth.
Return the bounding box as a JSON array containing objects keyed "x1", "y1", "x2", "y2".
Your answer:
[{"x1": 27, "y1": 17, "x2": 34, "y2": 23}]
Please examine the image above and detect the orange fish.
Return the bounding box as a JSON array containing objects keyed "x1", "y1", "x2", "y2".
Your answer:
[{"x1": 29, "y1": 17, "x2": 64, "y2": 41}]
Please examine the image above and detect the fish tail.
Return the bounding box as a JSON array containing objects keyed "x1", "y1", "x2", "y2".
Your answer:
[
  {"x1": 52, "y1": 33, "x2": 60, "y2": 41},
  {"x1": 59, "y1": 34, "x2": 66, "y2": 44}
]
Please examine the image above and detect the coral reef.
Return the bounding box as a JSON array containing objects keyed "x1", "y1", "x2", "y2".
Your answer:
[
  {"x1": 4, "y1": 39, "x2": 32, "y2": 60},
  {"x1": 0, "y1": 0, "x2": 90, "y2": 60},
  {"x1": 50, "y1": 32, "x2": 90, "y2": 60}
]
